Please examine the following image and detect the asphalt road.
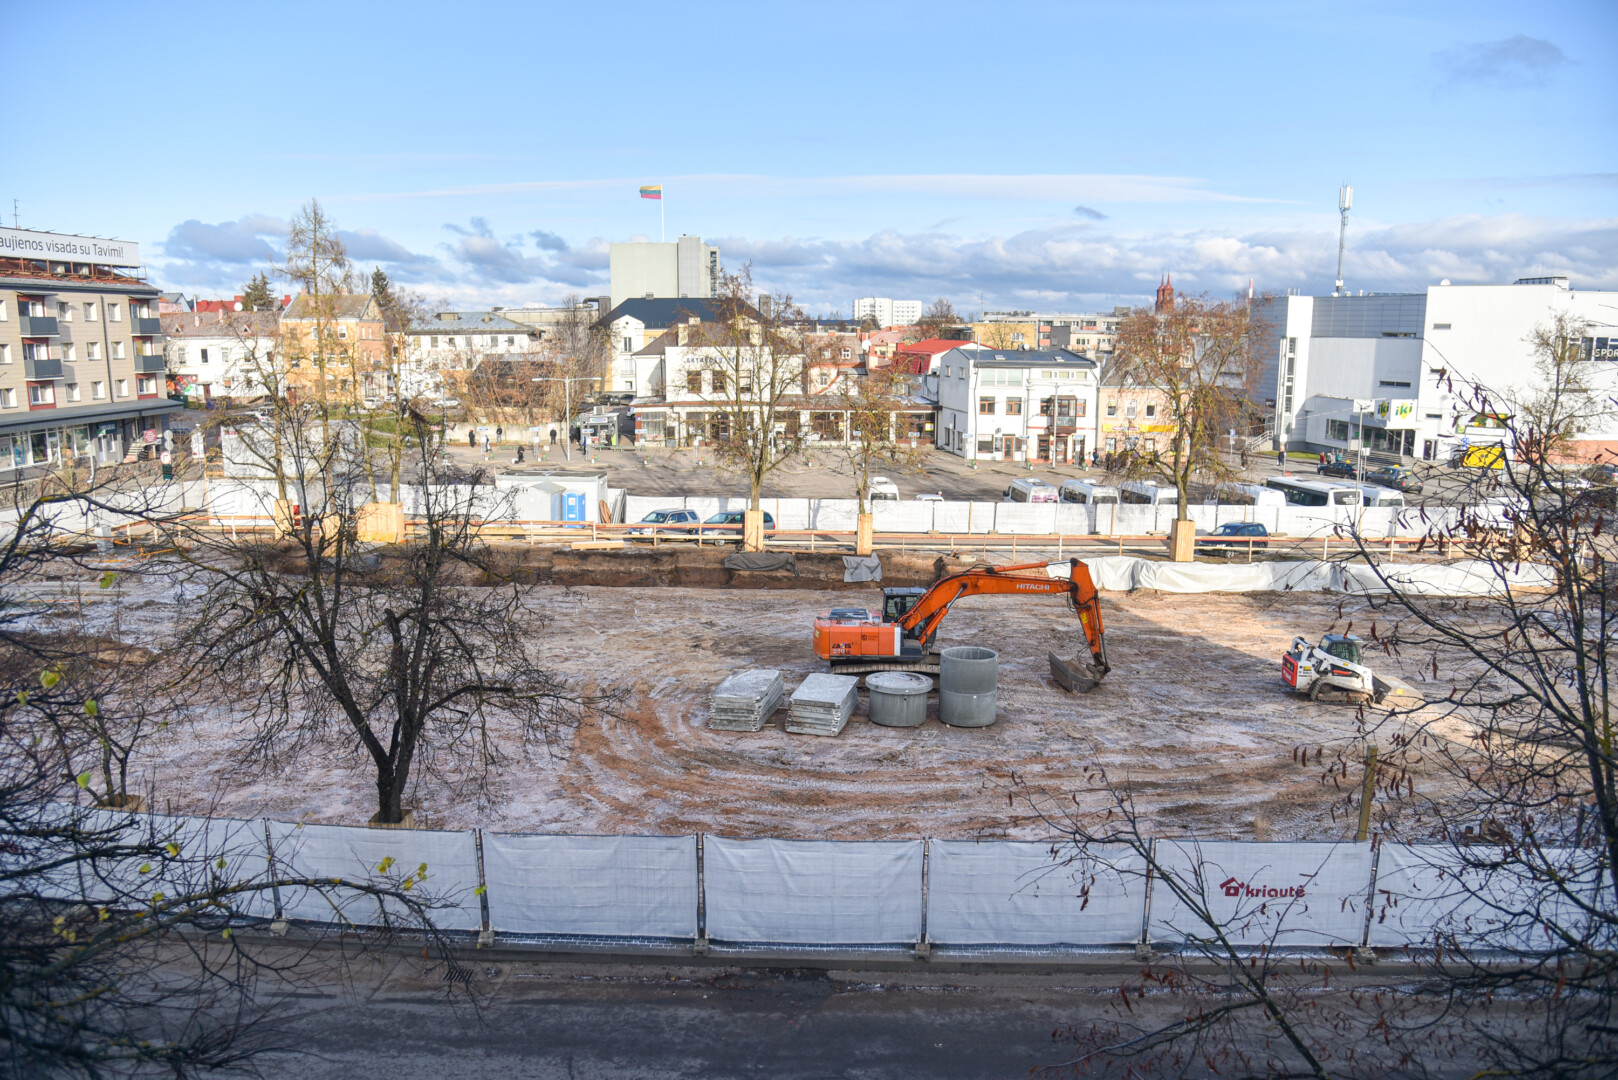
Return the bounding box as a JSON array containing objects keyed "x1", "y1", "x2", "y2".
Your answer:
[{"x1": 247, "y1": 954, "x2": 1505, "y2": 1079}]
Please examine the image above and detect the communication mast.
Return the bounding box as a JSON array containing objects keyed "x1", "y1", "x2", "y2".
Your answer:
[{"x1": 1333, "y1": 184, "x2": 1353, "y2": 297}]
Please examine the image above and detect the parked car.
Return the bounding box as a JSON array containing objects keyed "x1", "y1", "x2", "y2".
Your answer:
[
  {"x1": 1195, "y1": 522, "x2": 1270, "y2": 551},
  {"x1": 868, "y1": 476, "x2": 901, "y2": 501},
  {"x1": 1003, "y1": 478, "x2": 1060, "y2": 503},
  {"x1": 1363, "y1": 466, "x2": 1424, "y2": 494},
  {"x1": 913, "y1": 492, "x2": 944, "y2": 502},
  {"x1": 696, "y1": 510, "x2": 776, "y2": 543},
  {"x1": 1316, "y1": 461, "x2": 1359, "y2": 480},
  {"x1": 626, "y1": 508, "x2": 699, "y2": 539}
]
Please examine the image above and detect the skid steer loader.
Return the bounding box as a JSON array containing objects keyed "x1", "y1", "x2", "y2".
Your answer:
[{"x1": 1281, "y1": 633, "x2": 1423, "y2": 707}]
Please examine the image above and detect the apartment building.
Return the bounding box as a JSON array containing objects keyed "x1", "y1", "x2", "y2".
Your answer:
[
  {"x1": 936, "y1": 347, "x2": 1098, "y2": 464},
  {"x1": 0, "y1": 228, "x2": 178, "y2": 470},
  {"x1": 161, "y1": 309, "x2": 280, "y2": 401},
  {"x1": 601, "y1": 296, "x2": 733, "y2": 395},
  {"x1": 978, "y1": 309, "x2": 1129, "y2": 353},
  {"x1": 851, "y1": 297, "x2": 923, "y2": 327},
  {"x1": 278, "y1": 293, "x2": 386, "y2": 401},
  {"x1": 608, "y1": 236, "x2": 721, "y2": 309}
]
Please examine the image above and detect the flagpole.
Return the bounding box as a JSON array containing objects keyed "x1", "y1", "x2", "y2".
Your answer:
[{"x1": 660, "y1": 193, "x2": 665, "y2": 243}]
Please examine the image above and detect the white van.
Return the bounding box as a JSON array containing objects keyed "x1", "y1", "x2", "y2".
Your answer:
[
  {"x1": 1059, "y1": 479, "x2": 1119, "y2": 505},
  {"x1": 1204, "y1": 482, "x2": 1286, "y2": 509},
  {"x1": 868, "y1": 476, "x2": 901, "y2": 501},
  {"x1": 1118, "y1": 480, "x2": 1178, "y2": 505},
  {"x1": 1356, "y1": 484, "x2": 1406, "y2": 509},
  {"x1": 1003, "y1": 478, "x2": 1060, "y2": 503}
]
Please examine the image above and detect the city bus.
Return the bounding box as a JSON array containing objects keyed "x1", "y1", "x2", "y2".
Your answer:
[{"x1": 1264, "y1": 476, "x2": 1361, "y2": 508}]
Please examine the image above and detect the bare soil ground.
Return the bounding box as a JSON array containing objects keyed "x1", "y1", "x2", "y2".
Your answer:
[{"x1": 62, "y1": 579, "x2": 1463, "y2": 842}]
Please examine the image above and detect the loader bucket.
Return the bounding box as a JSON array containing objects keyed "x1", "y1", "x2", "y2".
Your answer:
[{"x1": 1049, "y1": 652, "x2": 1109, "y2": 694}]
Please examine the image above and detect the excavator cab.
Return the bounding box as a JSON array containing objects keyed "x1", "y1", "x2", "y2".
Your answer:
[{"x1": 881, "y1": 587, "x2": 927, "y2": 627}]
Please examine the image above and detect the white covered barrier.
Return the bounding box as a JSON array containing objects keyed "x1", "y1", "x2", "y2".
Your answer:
[
  {"x1": 265, "y1": 821, "x2": 483, "y2": 930},
  {"x1": 927, "y1": 841, "x2": 1146, "y2": 946},
  {"x1": 872, "y1": 501, "x2": 935, "y2": 533},
  {"x1": 808, "y1": 499, "x2": 859, "y2": 530},
  {"x1": 1366, "y1": 845, "x2": 1598, "y2": 952},
  {"x1": 703, "y1": 837, "x2": 923, "y2": 945},
  {"x1": 1338, "y1": 559, "x2": 1557, "y2": 597},
  {"x1": 482, "y1": 833, "x2": 698, "y2": 939},
  {"x1": 1149, "y1": 841, "x2": 1374, "y2": 947},
  {"x1": 995, "y1": 503, "x2": 1058, "y2": 535}
]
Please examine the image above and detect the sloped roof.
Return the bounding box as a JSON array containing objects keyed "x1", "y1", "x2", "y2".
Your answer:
[
  {"x1": 283, "y1": 293, "x2": 380, "y2": 321},
  {"x1": 602, "y1": 296, "x2": 749, "y2": 329},
  {"x1": 160, "y1": 310, "x2": 280, "y2": 338},
  {"x1": 895, "y1": 337, "x2": 970, "y2": 356},
  {"x1": 411, "y1": 311, "x2": 534, "y2": 334}
]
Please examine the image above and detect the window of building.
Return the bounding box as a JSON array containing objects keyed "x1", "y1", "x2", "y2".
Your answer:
[
  {"x1": 84, "y1": 302, "x2": 97, "y2": 321},
  {"x1": 711, "y1": 371, "x2": 727, "y2": 394},
  {"x1": 0, "y1": 301, "x2": 6, "y2": 320},
  {"x1": 115, "y1": 379, "x2": 128, "y2": 397},
  {"x1": 91, "y1": 381, "x2": 105, "y2": 400},
  {"x1": 1327, "y1": 419, "x2": 1351, "y2": 441},
  {"x1": 337, "y1": 325, "x2": 348, "y2": 339},
  {"x1": 816, "y1": 370, "x2": 830, "y2": 387},
  {"x1": 29, "y1": 384, "x2": 54, "y2": 406},
  {"x1": 623, "y1": 336, "x2": 633, "y2": 352},
  {"x1": 506, "y1": 336, "x2": 515, "y2": 347},
  {"x1": 1125, "y1": 401, "x2": 1137, "y2": 418},
  {"x1": 1039, "y1": 396, "x2": 1053, "y2": 415},
  {"x1": 62, "y1": 344, "x2": 75, "y2": 363},
  {"x1": 137, "y1": 376, "x2": 157, "y2": 396},
  {"x1": 1005, "y1": 398, "x2": 1023, "y2": 415},
  {"x1": 978, "y1": 397, "x2": 995, "y2": 414},
  {"x1": 200, "y1": 348, "x2": 210, "y2": 364},
  {"x1": 1431, "y1": 323, "x2": 1451, "y2": 330},
  {"x1": 977, "y1": 437, "x2": 994, "y2": 453},
  {"x1": 57, "y1": 302, "x2": 72, "y2": 322},
  {"x1": 66, "y1": 383, "x2": 80, "y2": 402},
  {"x1": 1106, "y1": 403, "x2": 1117, "y2": 417},
  {"x1": 108, "y1": 303, "x2": 120, "y2": 322},
  {"x1": 220, "y1": 347, "x2": 230, "y2": 365},
  {"x1": 86, "y1": 341, "x2": 100, "y2": 361},
  {"x1": 111, "y1": 342, "x2": 124, "y2": 360},
  {"x1": 1145, "y1": 403, "x2": 1156, "y2": 418},
  {"x1": 687, "y1": 371, "x2": 703, "y2": 393},
  {"x1": 1379, "y1": 380, "x2": 1411, "y2": 388},
  {"x1": 840, "y1": 347, "x2": 851, "y2": 359},
  {"x1": 0, "y1": 344, "x2": 8, "y2": 364},
  {"x1": 0, "y1": 389, "x2": 13, "y2": 408}
]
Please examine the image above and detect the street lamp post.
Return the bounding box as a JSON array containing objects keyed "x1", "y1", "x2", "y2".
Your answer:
[{"x1": 531, "y1": 376, "x2": 596, "y2": 462}]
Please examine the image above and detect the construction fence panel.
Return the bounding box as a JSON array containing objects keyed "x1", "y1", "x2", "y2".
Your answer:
[
  {"x1": 1112, "y1": 505, "x2": 1160, "y2": 535},
  {"x1": 809, "y1": 499, "x2": 860, "y2": 531},
  {"x1": 482, "y1": 833, "x2": 698, "y2": 939},
  {"x1": 1148, "y1": 840, "x2": 1374, "y2": 947},
  {"x1": 265, "y1": 821, "x2": 483, "y2": 931},
  {"x1": 995, "y1": 503, "x2": 1057, "y2": 535},
  {"x1": 1052, "y1": 504, "x2": 1093, "y2": 534},
  {"x1": 771, "y1": 498, "x2": 813, "y2": 530},
  {"x1": 1366, "y1": 845, "x2": 1598, "y2": 952},
  {"x1": 703, "y1": 836, "x2": 924, "y2": 945},
  {"x1": 927, "y1": 841, "x2": 1146, "y2": 946},
  {"x1": 872, "y1": 501, "x2": 935, "y2": 534}
]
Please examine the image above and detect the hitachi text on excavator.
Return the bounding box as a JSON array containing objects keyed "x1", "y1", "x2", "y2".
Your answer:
[{"x1": 811, "y1": 560, "x2": 1110, "y2": 693}]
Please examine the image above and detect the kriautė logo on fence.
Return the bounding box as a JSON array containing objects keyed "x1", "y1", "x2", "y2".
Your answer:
[{"x1": 1220, "y1": 876, "x2": 1306, "y2": 899}]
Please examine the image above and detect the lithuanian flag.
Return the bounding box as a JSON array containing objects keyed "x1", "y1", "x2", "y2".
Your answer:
[{"x1": 639, "y1": 185, "x2": 662, "y2": 200}]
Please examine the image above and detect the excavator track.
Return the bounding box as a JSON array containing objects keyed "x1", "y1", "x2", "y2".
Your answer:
[{"x1": 829, "y1": 658, "x2": 941, "y2": 677}]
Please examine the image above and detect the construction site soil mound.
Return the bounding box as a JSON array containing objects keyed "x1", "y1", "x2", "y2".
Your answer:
[{"x1": 100, "y1": 583, "x2": 1463, "y2": 843}]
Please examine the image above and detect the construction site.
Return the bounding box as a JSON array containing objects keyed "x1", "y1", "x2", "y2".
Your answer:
[{"x1": 51, "y1": 546, "x2": 1460, "y2": 844}]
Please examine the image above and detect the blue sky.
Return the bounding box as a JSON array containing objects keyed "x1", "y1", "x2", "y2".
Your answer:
[{"x1": 4, "y1": 0, "x2": 1613, "y2": 313}]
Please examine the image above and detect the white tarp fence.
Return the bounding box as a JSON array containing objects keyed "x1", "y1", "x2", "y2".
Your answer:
[
  {"x1": 482, "y1": 833, "x2": 697, "y2": 939},
  {"x1": 1044, "y1": 558, "x2": 1549, "y2": 597},
  {"x1": 1149, "y1": 841, "x2": 1374, "y2": 947},
  {"x1": 703, "y1": 837, "x2": 923, "y2": 945},
  {"x1": 266, "y1": 821, "x2": 483, "y2": 931},
  {"x1": 926, "y1": 841, "x2": 1145, "y2": 945}
]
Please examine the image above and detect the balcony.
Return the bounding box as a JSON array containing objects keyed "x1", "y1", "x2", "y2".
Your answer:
[
  {"x1": 131, "y1": 317, "x2": 162, "y2": 336},
  {"x1": 18, "y1": 314, "x2": 59, "y2": 337},
  {"x1": 23, "y1": 352, "x2": 63, "y2": 380},
  {"x1": 1052, "y1": 418, "x2": 1079, "y2": 435},
  {"x1": 134, "y1": 353, "x2": 166, "y2": 374}
]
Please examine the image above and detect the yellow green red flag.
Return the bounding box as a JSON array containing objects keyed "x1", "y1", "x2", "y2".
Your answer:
[{"x1": 639, "y1": 185, "x2": 662, "y2": 200}]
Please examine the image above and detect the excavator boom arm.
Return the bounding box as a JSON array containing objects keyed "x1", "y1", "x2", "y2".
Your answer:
[{"x1": 896, "y1": 560, "x2": 1108, "y2": 678}]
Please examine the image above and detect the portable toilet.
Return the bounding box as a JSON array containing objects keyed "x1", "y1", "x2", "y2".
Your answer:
[{"x1": 562, "y1": 490, "x2": 586, "y2": 522}]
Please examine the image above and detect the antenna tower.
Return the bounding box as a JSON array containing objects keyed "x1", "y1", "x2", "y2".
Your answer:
[{"x1": 1333, "y1": 184, "x2": 1353, "y2": 297}]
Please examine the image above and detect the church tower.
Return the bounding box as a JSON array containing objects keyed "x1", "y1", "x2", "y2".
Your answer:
[{"x1": 1154, "y1": 274, "x2": 1175, "y2": 314}]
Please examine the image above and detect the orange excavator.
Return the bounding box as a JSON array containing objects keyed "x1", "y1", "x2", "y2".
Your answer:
[{"x1": 811, "y1": 560, "x2": 1110, "y2": 693}]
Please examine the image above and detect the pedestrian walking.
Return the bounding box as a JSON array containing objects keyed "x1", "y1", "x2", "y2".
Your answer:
[
  {"x1": 482, "y1": 433, "x2": 490, "y2": 453},
  {"x1": 513, "y1": 445, "x2": 525, "y2": 465},
  {"x1": 1277, "y1": 450, "x2": 1286, "y2": 470},
  {"x1": 550, "y1": 428, "x2": 558, "y2": 446},
  {"x1": 468, "y1": 429, "x2": 476, "y2": 448},
  {"x1": 496, "y1": 425, "x2": 503, "y2": 442},
  {"x1": 1319, "y1": 451, "x2": 1327, "y2": 466}
]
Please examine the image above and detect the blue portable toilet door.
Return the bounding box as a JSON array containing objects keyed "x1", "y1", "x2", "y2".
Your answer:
[{"x1": 561, "y1": 491, "x2": 587, "y2": 523}]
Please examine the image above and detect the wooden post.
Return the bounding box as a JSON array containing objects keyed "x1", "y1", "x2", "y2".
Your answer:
[
  {"x1": 1356, "y1": 743, "x2": 1379, "y2": 843},
  {"x1": 856, "y1": 513, "x2": 874, "y2": 556},
  {"x1": 742, "y1": 508, "x2": 764, "y2": 552}
]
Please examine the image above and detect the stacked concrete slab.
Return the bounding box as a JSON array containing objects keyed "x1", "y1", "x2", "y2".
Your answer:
[
  {"x1": 786, "y1": 674, "x2": 859, "y2": 736},
  {"x1": 708, "y1": 669, "x2": 784, "y2": 732}
]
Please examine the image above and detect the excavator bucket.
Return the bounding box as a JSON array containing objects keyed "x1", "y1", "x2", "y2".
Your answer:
[{"x1": 1049, "y1": 653, "x2": 1109, "y2": 694}]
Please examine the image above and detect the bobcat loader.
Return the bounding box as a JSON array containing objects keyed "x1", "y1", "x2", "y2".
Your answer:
[{"x1": 1281, "y1": 633, "x2": 1423, "y2": 707}]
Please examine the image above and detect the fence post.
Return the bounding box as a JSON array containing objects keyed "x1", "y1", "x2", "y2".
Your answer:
[
  {"x1": 263, "y1": 819, "x2": 287, "y2": 935},
  {"x1": 1357, "y1": 838, "x2": 1381, "y2": 963},
  {"x1": 1136, "y1": 837, "x2": 1156, "y2": 961},
  {"x1": 694, "y1": 833, "x2": 709, "y2": 954},
  {"x1": 474, "y1": 829, "x2": 494, "y2": 948},
  {"x1": 915, "y1": 837, "x2": 931, "y2": 960}
]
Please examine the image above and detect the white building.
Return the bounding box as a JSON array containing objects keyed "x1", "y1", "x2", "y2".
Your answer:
[
  {"x1": 1255, "y1": 276, "x2": 1618, "y2": 462},
  {"x1": 608, "y1": 236, "x2": 720, "y2": 309},
  {"x1": 403, "y1": 311, "x2": 543, "y2": 398},
  {"x1": 601, "y1": 297, "x2": 729, "y2": 395},
  {"x1": 936, "y1": 347, "x2": 1098, "y2": 464},
  {"x1": 160, "y1": 309, "x2": 279, "y2": 400},
  {"x1": 851, "y1": 297, "x2": 923, "y2": 327}
]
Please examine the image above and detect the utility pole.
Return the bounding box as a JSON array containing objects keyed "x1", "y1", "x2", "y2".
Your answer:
[
  {"x1": 1334, "y1": 184, "x2": 1353, "y2": 297},
  {"x1": 532, "y1": 375, "x2": 596, "y2": 461}
]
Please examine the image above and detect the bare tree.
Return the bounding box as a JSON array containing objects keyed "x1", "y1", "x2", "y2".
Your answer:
[
  {"x1": 698, "y1": 267, "x2": 809, "y2": 511},
  {"x1": 912, "y1": 297, "x2": 959, "y2": 342},
  {"x1": 164, "y1": 434, "x2": 609, "y2": 824},
  {"x1": 830, "y1": 364, "x2": 927, "y2": 515},
  {"x1": 1111, "y1": 294, "x2": 1266, "y2": 520}
]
